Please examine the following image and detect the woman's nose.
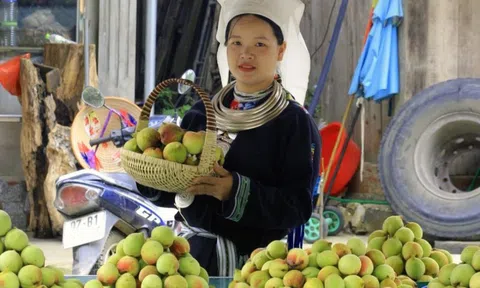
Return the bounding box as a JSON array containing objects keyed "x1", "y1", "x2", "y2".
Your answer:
[{"x1": 240, "y1": 48, "x2": 254, "y2": 60}]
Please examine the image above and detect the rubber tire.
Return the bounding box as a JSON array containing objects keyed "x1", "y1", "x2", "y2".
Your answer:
[
  {"x1": 304, "y1": 213, "x2": 322, "y2": 244},
  {"x1": 323, "y1": 206, "x2": 344, "y2": 236},
  {"x1": 379, "y1": 78, "x2": 480, "y2": 239},
  {"x1": 89, "y1": 229, "x2": 126, "y2": 274}
]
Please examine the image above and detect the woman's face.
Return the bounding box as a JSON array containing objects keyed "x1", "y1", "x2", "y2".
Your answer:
[{"x1": 226, "y1": 15, "x2": 286, "y2": 93}]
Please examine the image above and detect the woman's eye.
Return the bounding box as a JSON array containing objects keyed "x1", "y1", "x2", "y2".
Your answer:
[
  {"x1": 231, "y1": 41, "x2": 241, "y2": 46},
  {"x1": 256, "y1": 42, "x2": 266, "y2": 47}
]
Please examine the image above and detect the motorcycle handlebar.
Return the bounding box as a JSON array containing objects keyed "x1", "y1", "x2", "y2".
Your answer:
[{"x1": 89, "y1": 135, "x2": 113, "y2": 146}]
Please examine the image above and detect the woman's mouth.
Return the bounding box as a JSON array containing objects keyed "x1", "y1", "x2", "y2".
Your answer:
[{"x1": 238, "y1": 64, "x2": 256, "y2": 72}]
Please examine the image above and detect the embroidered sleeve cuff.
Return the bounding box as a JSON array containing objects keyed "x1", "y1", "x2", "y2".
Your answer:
[{"x1": 221, "y1": 172, "x2": 251, "y2": 222}]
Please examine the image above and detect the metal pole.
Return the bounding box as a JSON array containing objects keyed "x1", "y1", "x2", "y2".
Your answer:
[
  {"x1": 84, "y1": 0, "x2": 90, "y2": 88},
  {"x1": 145, "y1": 0, "x2": 157, "y2": 113},
  {"x1": 318, "y1": 175, "x2": 325, "y2": 239}
]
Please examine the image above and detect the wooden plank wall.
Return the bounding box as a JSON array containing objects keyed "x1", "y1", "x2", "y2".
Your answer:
[
  {"x1": 397, "y1": 0, "x2": 480, "y2": 105},
  {"x1": 98, "y1": 0, "x2": 137, "y2": 102},
  {"x1": 302, "y1": 0, "x2": 480, "y2": 164},
  {"x1": 300, "y1": 0, "x2": 389, "y2": 163},
  {"x1": 397, "y1": 0, "x2": 480, "y2": 176},
  {"x1": 133, "y1": 0, "x2": 212, "y2": 100},
  {"x1": 300, "y1": 0, "x2": 480, "y2": 192}
]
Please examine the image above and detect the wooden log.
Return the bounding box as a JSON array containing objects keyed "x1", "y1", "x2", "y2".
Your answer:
[
  {"x1": 44, "y1": 124, "x2": 77, "y2": 234},
  {"x1": 33, "y1": 63, "x2": 61, "y2": 94},
  {"x1": 19, "y1": 58, "x2": 56, "y2": 237},
  {"x1": 19, "y1": 42, "x2": 98, "y2": 237},
  {"x1": 43, "y1": 43, "x2": 99, "y2": 123},
  {"x1": 20, "y1": 58, "x2": 80, "y2": 237},
  {"x1": 33, "y1": 62, "x2": 70, "y2": 127}
]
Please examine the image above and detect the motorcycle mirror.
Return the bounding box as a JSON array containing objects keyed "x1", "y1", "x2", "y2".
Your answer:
[
  {"x1": 178, "y1": 69, "x2": 196, "y2": 95},
  {"x1": 82, "y1": 86, "x2": 105, "y2": 108}
]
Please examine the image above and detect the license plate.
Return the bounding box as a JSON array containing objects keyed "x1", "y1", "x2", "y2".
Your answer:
[{"x1": 62, "y1": 211, "x2": 107, "y2": 249}]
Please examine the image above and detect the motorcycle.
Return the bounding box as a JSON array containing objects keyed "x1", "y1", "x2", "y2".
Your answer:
[{"x1": 54, "y1": 70, "x2": 196, "y2": 275}]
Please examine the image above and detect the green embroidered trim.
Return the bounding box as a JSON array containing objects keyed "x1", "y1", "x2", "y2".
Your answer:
[{"x1": 229, "y1": 176, "x2": 251, "y2": 222}]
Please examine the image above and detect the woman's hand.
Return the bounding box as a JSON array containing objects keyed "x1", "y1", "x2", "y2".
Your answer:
[{"x1": 186, "y1": 163, "x2": 234, "y2": 201}]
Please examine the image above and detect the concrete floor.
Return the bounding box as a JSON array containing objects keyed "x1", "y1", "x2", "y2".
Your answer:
[
  {"x1": 30, "y1": 237, "x2": 73, "y2": 273},
  {"x1": 31, "y1": 232, "x2": 461, "y2": 275}
]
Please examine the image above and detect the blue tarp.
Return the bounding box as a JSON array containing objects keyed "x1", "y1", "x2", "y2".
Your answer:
[{"x1": 348, "y1": 0, "x2": 403, "y2": 102}]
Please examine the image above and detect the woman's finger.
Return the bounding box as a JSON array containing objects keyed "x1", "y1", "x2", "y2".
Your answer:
[
  {"x1": 192, "y1": 176, "x2": 219, "y2": 186},
  {"x1": 186, "y1": 184, "x2": 214, "y2": 196},
  {"x1": 213, "y1": 162, "x2": 230, "y2": 177}
]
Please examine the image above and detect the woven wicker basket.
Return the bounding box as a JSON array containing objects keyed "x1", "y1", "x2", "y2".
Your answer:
[
  {"x1": 120, "y1": 78, "x2": 217, "y2": 193},
  {"x1": 71, "y1": 96, "x2": 142, "y2": 172}
]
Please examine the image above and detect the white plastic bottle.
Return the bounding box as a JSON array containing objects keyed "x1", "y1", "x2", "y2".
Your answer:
[{"x1": 45, "y1": 33, "x2": 76, "y2": 44}]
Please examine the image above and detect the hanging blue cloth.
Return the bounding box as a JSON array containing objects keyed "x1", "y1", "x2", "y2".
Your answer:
[
  {"x1": 348, "y1": 0, "x2": 403, "y2": 102},
  {"x1": 288, "y1": 176, "x2": 321, "y2": 249},
  {"x1": 288, "y1": 225, "x2": 305, "y2": 250}
]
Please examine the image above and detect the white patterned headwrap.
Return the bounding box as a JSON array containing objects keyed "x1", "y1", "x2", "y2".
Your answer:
[{"x1": 216, "y1": 0, "x2": 311, "y2": 105}]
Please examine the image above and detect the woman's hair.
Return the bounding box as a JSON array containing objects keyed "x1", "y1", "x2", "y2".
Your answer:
[{"x1": 224, "y1": 14, "x2": 284, "y2": 46}]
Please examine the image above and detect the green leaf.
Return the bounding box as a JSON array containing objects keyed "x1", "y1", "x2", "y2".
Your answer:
[
  {"x1": 161, "y1": 109, "x2": 176, "y2": 116},
  {"x1": 180, "y1": 105, "x2": 192, "y2": 112}
]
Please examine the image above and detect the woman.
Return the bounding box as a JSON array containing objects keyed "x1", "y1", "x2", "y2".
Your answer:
[{"x1": 138, "y1": 0, "x2": 321, "y2": 276}]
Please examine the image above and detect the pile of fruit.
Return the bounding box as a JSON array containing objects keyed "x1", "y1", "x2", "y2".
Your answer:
[
  {"x1": 89, "y1": 226, "x2": 210, "y2": 288},
  {"x1": 123, "y1": 122, "x2": 224, "y2": 166},
  {"x1": 0, "y1": 208, "x2": 211, "y2": 288},
  {"x1": 3, "y1": 204, "x2": 480, "y2": 288},
  {"x1": 0, "y1": 209, "x2": 85, "y2": 287},
  {"x1": 428, "y1": 245, "x2": 480, "y2": 287},
  {"x1": 230, "y1": 215, "x2": 480, "y2": 288}
]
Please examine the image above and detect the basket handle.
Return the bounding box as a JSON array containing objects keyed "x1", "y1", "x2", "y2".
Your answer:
[{"x1": 136, "y1": 78, "x2": 216, "y2": 133}]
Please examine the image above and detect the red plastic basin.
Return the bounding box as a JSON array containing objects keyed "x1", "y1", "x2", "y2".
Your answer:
[{"x1": 319, "y1": 122, "x2": 361, "y2": 196}]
